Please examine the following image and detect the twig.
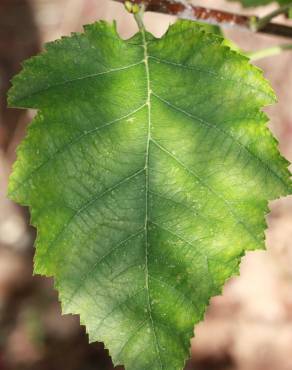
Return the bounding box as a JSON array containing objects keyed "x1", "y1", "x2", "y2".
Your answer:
[
  {"x1": 247, "y1": 43, "x2": 292, "y2": 60},
  {"x1": 113, "y1": 0, "x2": 292, "y2": 39},
  {"x1": 254, "y1": 3, "x2": 292, "y2": 31}
]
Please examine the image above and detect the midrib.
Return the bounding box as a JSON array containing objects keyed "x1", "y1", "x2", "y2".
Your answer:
[{"x1": 141, "y1": 27, "x2": 163, "y2": 369}]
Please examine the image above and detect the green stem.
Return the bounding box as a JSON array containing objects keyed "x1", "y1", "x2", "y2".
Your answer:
[
  {"x1": 134, "y1": 4, "x2": 146, "y2": 31},
  {"x1": 124, "y1": 0, "x2": 146, "y2": 30},
  {"x1": 253, "y1": 3, "x2": 292, "y2": 31},
  {"x1": 247, "y1": 44, "x2": 292, "y2": 61}
]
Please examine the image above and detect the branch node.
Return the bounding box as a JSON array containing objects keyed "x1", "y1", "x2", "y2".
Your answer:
[
  {"x1": 124, "y1": 0, "x2": 141, "y2": 14},
  {"x1": 113, "y1": 0, "x2": 292, "y2": 39}
]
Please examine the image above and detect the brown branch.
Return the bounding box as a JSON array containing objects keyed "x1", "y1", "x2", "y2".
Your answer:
[{"x1": 114, "y1": 0, "x2": 292, "y2": 39}]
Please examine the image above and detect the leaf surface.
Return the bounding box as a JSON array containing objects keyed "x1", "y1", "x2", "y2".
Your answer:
[
  {"x1": 8, "y1": 20, "x2": 292, "y2": 370},
  {"x1": 229, "y1": 0, "x2": 291, "y2": 7}
]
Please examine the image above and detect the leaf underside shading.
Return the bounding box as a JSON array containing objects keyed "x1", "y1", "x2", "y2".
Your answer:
[
  {"x1": 229, "y1": 0, "x2": 291, "y2": 7},
  {"x1": 8, "y1": 20, "x2": 292, "y2": 370}
]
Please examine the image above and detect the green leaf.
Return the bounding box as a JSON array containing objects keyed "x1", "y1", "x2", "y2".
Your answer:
[
  {"x1": 8, "y1": 20, "x2": 291, "y2": 370},
  {"x1": 228, "y1": 0, "x2": 291, "y2": 7},
  {"x1": 193, "y1": 22, "x2": 242, "y2": 54}
]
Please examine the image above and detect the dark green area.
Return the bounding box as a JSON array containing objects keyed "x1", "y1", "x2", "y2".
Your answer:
[{"x1": 229, "y1": 0, "x2": 291, "y2": 7}]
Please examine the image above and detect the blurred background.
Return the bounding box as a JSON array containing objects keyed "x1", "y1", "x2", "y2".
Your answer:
[{"x1": 0, "y1": 0, "x2": 292, "y2": 369}]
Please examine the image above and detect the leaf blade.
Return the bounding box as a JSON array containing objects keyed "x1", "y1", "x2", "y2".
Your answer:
[
  {"x1": 228, "y1": 0, "x2": 291, "y2": 7},
  {"x1": 8, "y1": 20, "x2": 292, "y2": 370}
]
